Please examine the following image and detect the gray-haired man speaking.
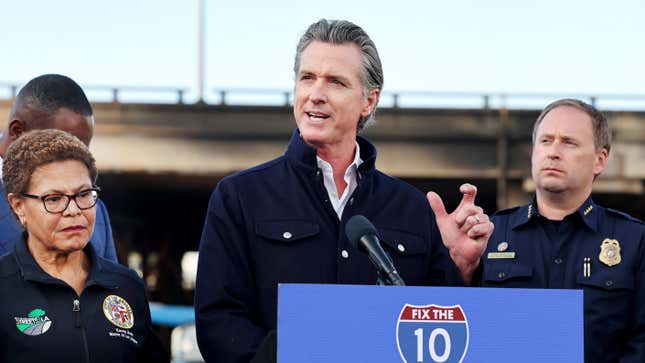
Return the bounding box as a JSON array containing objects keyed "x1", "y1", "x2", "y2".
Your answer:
[{"x1": 195, "y1": 19, "x2": 492, "y2": 363}]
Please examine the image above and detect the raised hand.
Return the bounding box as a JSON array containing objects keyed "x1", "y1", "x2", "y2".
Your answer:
[{"x1": 427, "y1": 183, "x2": 493, "y2": 284}]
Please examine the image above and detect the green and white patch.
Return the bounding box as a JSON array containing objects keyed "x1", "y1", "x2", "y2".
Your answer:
[{"x1": 15, "y1": 309, "x2": 52, "y2": 336}]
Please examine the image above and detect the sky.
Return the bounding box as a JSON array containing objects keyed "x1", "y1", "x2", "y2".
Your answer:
[{"x1": 1, "y1": 0, "x2": 644, "y2": 107}]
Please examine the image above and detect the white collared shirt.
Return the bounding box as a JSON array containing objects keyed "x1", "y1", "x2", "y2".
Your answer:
[{"x1": 317, "y1": 142, "x2": 363, "y2": 219}]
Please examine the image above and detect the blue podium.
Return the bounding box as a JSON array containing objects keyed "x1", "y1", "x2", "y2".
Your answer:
[{"x1": 278, "y1": 284, "x2": 583, "y2": 363}]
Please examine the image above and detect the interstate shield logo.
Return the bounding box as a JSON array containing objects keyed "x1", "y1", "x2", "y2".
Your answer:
[{"x1": 396, "y1": 304, "x2": 469, "y2": 363}]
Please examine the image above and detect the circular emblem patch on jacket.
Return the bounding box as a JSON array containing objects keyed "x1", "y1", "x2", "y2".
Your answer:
[
  {"x1": 103, "y1": 295, "x2": 134, "y2": 329},
  {"x1": 14, "y1": 308, "x2": 52, "y2": 336}
]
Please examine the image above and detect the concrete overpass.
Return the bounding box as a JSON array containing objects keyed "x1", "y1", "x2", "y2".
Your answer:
[{"x1": 0, "y1": 98, "x2": 643, "y2": 210}]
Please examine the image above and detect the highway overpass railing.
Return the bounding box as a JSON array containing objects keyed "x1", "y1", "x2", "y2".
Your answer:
[{"x1": 2, "y1": 82, "x2": 645, "y2": 110}]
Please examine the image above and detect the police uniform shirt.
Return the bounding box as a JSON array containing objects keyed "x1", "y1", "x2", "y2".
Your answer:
[
  {"x1": 0, "y1": 238, "x2": 152, "y2": 363},
  {"x1": 483, "y1": 196, "x2": 645, "y2": 363}
]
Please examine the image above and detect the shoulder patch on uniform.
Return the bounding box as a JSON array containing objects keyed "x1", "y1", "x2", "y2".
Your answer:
[{"x1": 605, "y1": 208, "x2": 644, "y2": 225}]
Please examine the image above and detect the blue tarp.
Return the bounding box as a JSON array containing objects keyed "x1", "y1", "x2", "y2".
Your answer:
[{"x1": 149, "y1": 303, "x2": 195, "y2": 327}]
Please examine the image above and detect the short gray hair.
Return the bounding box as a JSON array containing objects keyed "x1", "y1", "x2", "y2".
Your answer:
[
  {"x1": 533, "y1": 98, "x2": 611, "y2": 154},
  {"x1": 294, "y1": 19, "x2": 383, "y2": 131}
]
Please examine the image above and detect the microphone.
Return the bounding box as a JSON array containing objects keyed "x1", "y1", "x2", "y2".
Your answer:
[{"x1": 345, "y1": 215, "x2": 405, "y2": 286}]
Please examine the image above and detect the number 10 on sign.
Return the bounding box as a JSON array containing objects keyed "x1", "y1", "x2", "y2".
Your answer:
[{"x1": 396, "y1": 304, "x2": 469, "y2": 363}]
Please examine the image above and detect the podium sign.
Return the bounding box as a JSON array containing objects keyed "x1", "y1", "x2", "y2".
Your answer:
[{"x1": 278, "y1": 284, "x2": 582, "y2": 363}]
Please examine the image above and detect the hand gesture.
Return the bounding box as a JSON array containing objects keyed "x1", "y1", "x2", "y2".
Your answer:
[{"x1": 427, "y1": 183, "x2": 493, "y2": 284}]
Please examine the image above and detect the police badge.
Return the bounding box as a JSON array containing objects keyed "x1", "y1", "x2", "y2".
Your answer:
[{"x1": 599, "y1": 238, "x2": 621, "y2": 267}]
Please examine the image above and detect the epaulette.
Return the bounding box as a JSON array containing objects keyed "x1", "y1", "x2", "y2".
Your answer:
[
  {"x1": 605, "y1": 208, "x2": 644, "y2": 225},
  {"x1": 492, "y1": 205, "x2": 522, "y2": 217}
]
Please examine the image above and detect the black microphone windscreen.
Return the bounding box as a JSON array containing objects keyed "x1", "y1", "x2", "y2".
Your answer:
[{"x1": 345, "y1": 215, "x2": 380, "y2": 250}]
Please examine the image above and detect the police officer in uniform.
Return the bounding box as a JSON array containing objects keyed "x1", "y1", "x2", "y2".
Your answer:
[{"x1": 482, "y1": 99, "x2": 644, "y2": 362}]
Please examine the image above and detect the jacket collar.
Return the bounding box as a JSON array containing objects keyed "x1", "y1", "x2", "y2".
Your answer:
[
  {"x1": 13, "y1": 234, "x2": 117, "y2": 289},
  {"x1": 574, "y1": 196, "x2": 599, "y2": 232},
  {"x1": 285, "y1": 129, "x2": 377, "y2": 174},
  {"x1": 511, "y1": 195, "x2": 598, "y2": 232}
]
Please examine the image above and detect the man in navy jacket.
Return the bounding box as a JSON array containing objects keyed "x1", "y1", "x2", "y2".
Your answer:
[
  {"x1": 0, "y1": 74, "x2": 117, "y2": 261},
  {"x1": 195, "y1": 19, "x2": 494, "y2": 363}
]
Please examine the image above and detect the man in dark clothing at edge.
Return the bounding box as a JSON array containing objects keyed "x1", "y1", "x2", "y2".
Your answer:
[
  {"x1": 195, "y1": 19, "x2": 494, "y2": 363},
  {"x1": 480, "y1": 99, "x2": 644, "y2": 363}
]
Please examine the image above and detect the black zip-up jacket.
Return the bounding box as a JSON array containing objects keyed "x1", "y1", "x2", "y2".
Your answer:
[{"x1": 0, "y1": 237, "x2": 159, "y2": 363}]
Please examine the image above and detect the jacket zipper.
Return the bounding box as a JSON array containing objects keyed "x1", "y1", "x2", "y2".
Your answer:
[{"x1": 73, "y1": 299, "x2": 90, "y2": 363}]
